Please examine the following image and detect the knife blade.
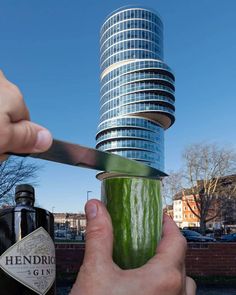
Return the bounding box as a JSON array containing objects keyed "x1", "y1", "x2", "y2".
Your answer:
[{"x1": 8, "y1": 139, "x2": 167, "y2": 178}]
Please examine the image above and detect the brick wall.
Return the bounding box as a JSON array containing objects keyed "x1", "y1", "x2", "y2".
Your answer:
[
  {"x1": 56, "y1": 243, "x2": 85, "y2": 274},
  {"x1": 186, "y1": 243, "x2": 236, "y2": 276},
  {"x1": 56, "y1": 242, "x2": 236, "y2": 277}
]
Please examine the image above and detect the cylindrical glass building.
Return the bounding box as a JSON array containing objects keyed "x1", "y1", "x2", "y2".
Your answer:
[{"x1": 96, "y1": 6, "x2": 175, "y2": 171}]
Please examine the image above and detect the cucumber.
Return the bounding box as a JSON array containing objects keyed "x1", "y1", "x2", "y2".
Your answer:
[{"x1": 101, "y1": 177, "x2": 162, "y2": 269}]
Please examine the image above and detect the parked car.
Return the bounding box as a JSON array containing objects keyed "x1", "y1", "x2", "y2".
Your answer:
[
  {"x1": 220, "y1": 233, "x2": 236, "y2": 242},
  {"x1": 183, "y1": 226, "x2": 214, "y2": 235},
  {"x1": 54, "y1": 229, "x2": 72, "y2": 240},
  {"x1": 181, "y1": 229, "x2": 216, "y2": 242},
  {"x1": 183, "y1": 226, "x2": 201, "y2": 233}
]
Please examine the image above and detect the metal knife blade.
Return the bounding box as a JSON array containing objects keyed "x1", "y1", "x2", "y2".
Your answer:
[{"x1": 8, "y1": 139, "x2": 167, "y2": 178}]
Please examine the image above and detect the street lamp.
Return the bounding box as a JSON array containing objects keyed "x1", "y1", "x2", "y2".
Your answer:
[{"x1": 87, "y1": 190, "x2": 92, "y2": 202}]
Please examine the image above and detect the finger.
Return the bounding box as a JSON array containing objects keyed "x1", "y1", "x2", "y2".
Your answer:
[
  {"x1": 0, "y1": 70, "x2": 5, "y2": 78},
  {"x1": 83, "y1": 199, "x2": 114, "y2": 266},
  {"x1": 0, "y1": 116, "x2": 52, "y2": 154},
  {"x1": 146, "y1": 215, "x2": 187, "y2": 270},
  {"x1": 186, "y1": 277, "x2": 196, "y2": 295},
  {"x1": 157, "y1": 215, "x2": 187, "y2": 261},
  {"x1": 0, "y1": 70, "x2": 29, "y2": 122}
]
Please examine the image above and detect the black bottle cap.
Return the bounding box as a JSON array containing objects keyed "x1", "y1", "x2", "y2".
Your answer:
[{"x1": 15, "y1": 184, "x2": 35, "y2": 202}]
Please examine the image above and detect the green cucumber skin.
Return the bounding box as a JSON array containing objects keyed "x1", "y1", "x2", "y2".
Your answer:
[{"x1": 102, "y1": 177, "x2": 162, "y2": 269}]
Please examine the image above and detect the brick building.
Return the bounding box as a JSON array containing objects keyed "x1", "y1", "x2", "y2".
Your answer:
[
  {"x1": 173, "y1": 174, "x2": 236, "y2": 229},
  {"x1": 173, "y1": 191, "x2": 200, "y2": 228}
]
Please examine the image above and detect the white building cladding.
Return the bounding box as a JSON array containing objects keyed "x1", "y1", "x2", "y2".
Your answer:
[{"x1": 96, "y1": 6, "x2": 175, "y2": 171}]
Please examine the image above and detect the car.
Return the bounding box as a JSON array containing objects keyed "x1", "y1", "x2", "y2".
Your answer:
[
  {"x1": 181, "y1": 229, "x2": 216, "y2": 242},
  {"x1": 183, "y1": 226, "x2": 214, "y2": 235},
  {"x1": 183, "y1": 226, "x2": 201, "y2": 233},
  {"x1": 54, "y1": 229, "x2": 72, "y2": 240},
  {"x1": 220, "y1": 233, "x2": 236, "y2": 242}
]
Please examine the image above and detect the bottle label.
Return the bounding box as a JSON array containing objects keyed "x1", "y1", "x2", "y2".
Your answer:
[{"x1": 0, "y1": 227, "x2": 55, "y2": 295}]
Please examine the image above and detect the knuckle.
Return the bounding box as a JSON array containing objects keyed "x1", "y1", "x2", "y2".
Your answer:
[
  {"x1": 10, "y1": 84, "x2": 23, "y2": 101},
  {"x1": 175, "y1": 233, "x2": 187, "y2": 251},
  {"x1": 0, "y1": 80, "x2": 25, "y2": 110},
  {"x1": 2, "y1": 78, "x2": 23, "y2": 98}
]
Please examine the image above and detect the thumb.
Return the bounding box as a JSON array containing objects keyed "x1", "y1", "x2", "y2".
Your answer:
[
  {"x1": 83, "y1": 199, "x2": 114, "y2": 266},
  {"x1": 0, "y1": 118, "x2": 52, "y2": 154}
]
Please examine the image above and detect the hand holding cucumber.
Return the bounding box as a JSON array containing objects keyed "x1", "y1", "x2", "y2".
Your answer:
[{"x1": 70, "y1": 200, "x2": 196, "y2": 295}]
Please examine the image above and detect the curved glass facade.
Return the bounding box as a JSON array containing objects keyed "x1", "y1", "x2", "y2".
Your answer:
[{"x1": 96, "y1": 7, "x2": 175, "y2": 171}]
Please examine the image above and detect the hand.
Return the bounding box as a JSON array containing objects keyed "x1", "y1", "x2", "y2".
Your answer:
[
  {"x1": 70, "y1": 200, "x2": 196, "y2": 295},
  {"x1": 0, "y1": 70, "x2": 52, "y2": 161}
]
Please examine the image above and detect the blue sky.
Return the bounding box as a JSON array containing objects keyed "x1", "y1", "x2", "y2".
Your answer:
[{"x1": 0, "y1": 0, "x2": 235, "y2": 212}]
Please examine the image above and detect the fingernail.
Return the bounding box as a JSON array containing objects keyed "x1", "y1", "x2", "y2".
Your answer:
[
  {"x1": 34, "y1": 129, "x2": 52, "y2": 151},
  {"x1": 86, "y1": 202, "x2": 98, "y2": 220}
]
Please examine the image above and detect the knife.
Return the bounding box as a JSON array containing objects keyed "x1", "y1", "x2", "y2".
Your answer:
[{"x1": 8, "y1": 139, "x2": 167, "y2": 178}]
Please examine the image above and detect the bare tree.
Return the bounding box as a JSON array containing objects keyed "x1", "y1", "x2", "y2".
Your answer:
[
  {"x1": 162, "y1": 170, "x2": 183, "y2": 206},
  {"x1": 0, "y1": 156, "x2": 40, "y2": 206},
  {"x1": 182, "y1": 143, "x2": 236, "y2": 234}
]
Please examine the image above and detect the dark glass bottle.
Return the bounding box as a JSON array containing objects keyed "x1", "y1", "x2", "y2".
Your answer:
[{"x1": 0, "y1": 184, "x2": 55, "y2": 295}]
